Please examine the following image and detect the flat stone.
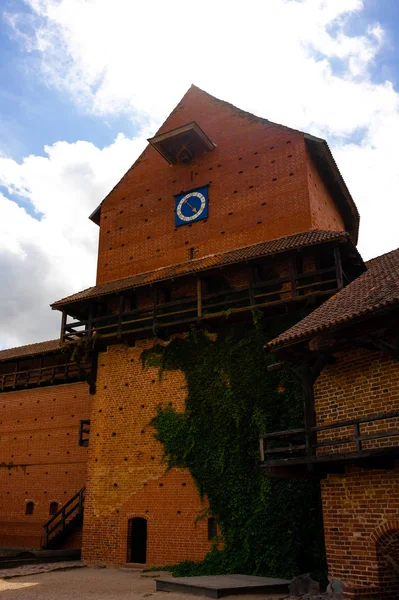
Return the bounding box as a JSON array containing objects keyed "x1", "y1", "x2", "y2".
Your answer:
[
  {"x1": 141, "y1": 571, "x2": 173, "y2": 578},
  {"x1": 156, "y1": 574, "x2": 291, "y2": 598}
]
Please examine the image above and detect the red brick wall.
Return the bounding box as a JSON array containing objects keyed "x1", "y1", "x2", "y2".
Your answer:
[
  {"x1": 314, "y1": 348, "x2": 399, "y2": 598},
  {"x1": 0, "y1": 383, "x2": 91, "y2": 549},
  {"x1": 307, "y1": 149, "x2": 345, "y2": 232},
  {"x1": 82, "y1": 341, "x2": 213, "y2": 567},
  {"x1": 96, "y1": 87, "x2": 345, "y2": 284}
]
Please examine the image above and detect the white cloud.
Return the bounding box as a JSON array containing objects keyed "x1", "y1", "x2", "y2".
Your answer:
[
  {"x1": 1, "y1": 0, "x2": 399, "y2": 346},
  {"x1": 0, "y1": 134, "x2": 147, "y2": 348}
]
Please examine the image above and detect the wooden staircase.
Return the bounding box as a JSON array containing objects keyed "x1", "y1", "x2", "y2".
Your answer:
[{"x1": 42, "y1": 487, "x2": 85, "y2": 550}]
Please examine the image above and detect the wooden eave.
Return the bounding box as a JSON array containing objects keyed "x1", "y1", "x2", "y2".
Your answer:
[{"x1": 147, "y1": 121, "x2": 215, "y2": 165}]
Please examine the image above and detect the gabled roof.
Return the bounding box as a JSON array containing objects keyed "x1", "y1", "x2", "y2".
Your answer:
[
  {"x1": 51, "y1": 229, "x2": 351, "y2": 309},
  {"x1": 0, "y1": 339, "x2": 62, "y2": 363},
  {"x1": 89, "y1": 85, "x2": 359, "y2": 242},
  {"x1": 267, "y1": 247, "x2": 399, "y2": 350}
]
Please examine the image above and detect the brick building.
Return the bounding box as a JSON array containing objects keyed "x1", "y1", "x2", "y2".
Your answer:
[
  {"x1": 0, "y1": 85, "x2": 379, "y2": 578},
  {"x1": 265, "y1": 249, "x2": 399, "y2": 598},
  {"x1": 0, "y1": 340, "x2": 91, "y2": 549}
]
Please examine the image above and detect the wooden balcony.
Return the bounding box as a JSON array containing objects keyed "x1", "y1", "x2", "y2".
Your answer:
[
  {"x1": 61, "y1": 262, "x2": 343, "y2": 343},
  {"x1": 260, "y1": 410, "x2": 399, "y2": 476},
  {"x1": 0, "y1": 361, "x2": 91, "y2": 393}
]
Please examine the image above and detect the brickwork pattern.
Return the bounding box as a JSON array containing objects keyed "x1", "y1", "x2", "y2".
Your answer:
[
  {"x1": 82, "y1": 341, "x2": 212, "y2": 567},
  {"x1": 315, "y1": 348, "x2": 399, "y2": 454},
  {"x1": 307, "y1": 149, "x2": 345, "y2": 232},
  {"x1": 315, "y1": 348, "x2": 399, "y2": 598},
  {"x1": 96, "y1": 87, "x2": 344, "y2": 284},
  {"x1": 0, "y1": 383, "x2": 91, "y2": 548}
]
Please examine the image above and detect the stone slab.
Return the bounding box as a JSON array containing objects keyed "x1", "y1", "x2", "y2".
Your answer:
[{"x1": 155, "y1": 574, "x2": 291, "y2": 598}]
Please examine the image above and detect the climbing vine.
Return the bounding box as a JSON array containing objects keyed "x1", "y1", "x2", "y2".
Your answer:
[{"x1": 142, "y1": 315, "x2": 327, "y2": 582}]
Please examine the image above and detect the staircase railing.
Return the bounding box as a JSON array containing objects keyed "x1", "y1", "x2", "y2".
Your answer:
[{"x1": 42, "y1": 487, "x2": 85, "y2": 549}]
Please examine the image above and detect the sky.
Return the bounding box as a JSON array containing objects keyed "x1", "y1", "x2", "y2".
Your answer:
[{"x1": 0, "y1": 0, "x2": 399, "y2": 349}]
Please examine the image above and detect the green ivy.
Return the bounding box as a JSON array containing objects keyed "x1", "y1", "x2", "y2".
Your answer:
[{"x1": 142, "y1": 318, "x2": 327, "y2": 583}]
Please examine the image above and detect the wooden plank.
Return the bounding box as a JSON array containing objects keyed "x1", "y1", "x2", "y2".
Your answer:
[
  {"x1": 289, "y1": 258, "x2": 297, "y2": 297},
  {"x1": 302, "y1": 371, "x2": 316, "y2": 458},
  {"x1": 153, "y1": 286, "x2": 158, "y2": 328},
  {"x1": 60, "y1": 311, "x2": 67, "y2": 341},
  {"x1": 117, "y1": 295, "x2": 124, "y2": 339},
  {"x1": 247, "y1": 266, "x2": 255, "y2": 305},
  {"x1": 197, "y1": 278, "x2": 203, "y2": 318},
  {"x1": 334, "y1": 246, "x2": 344, "y2": 290}
]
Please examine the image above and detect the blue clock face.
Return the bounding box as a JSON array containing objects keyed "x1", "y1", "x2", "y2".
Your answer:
[{"x1": 175, "y1": 186, "x2": 209, "y2": 226}]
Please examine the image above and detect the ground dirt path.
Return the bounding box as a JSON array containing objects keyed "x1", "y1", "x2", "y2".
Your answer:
[{"x1": 0, "y1": 566, "x2": 289, "y2": 600}]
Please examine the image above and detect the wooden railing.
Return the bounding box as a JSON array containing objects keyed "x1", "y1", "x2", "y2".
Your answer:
[
  {"x1": 42, "y1": 487, "x2": 85, "y2": 549},
  {"x1": 260, "y1": 410, "x2": 399, "y2": 466},
  {"x1": 62, "y1": 264, "x2": 340, "y2": 342},
  {"x1": 0, "y1": 361, "x2": 91, "y2": 393}
]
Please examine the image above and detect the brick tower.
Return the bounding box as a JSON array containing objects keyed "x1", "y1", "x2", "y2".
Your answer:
[
  {"x1": 49, "y1": 85, "x2": 363, "y2": 567},
  {"x1": 0, "y1": 84, "x2": 364, "y2": 566}
]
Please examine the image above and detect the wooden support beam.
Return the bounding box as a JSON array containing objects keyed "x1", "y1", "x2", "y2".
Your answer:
[
  {"x1": 197, "y1": 278, "x2": 203, "y2": 318},
  {"x1": 289, "y1": 257, "x2": 298, "y2": 297},
  {"x1": 302, "y1": 374, "x2": 316, "y2": 460},
  {"x1": 60, "y1": 311, "x2": 67, "y2": 342},
  {"x1": 247, "y1": 265, "x2": 256, "y2": 305},
  {"x1": 334, "y1": 246, "x2": 344, "y2": 290},
  {"x1": 117, "y1": 295, "x2": 124, "y2": 339},
  {"x1": 87, "y1": 303, "x2": 93, "y2": 335},
  {"x1": 152, "y1": 286, "x2": 158, "y2": 329}
]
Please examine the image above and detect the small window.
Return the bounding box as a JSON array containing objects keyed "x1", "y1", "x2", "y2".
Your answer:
[
  {"x1": 49, "y1": 502, "x2": 58, "y2": 515},
  {"x1": 208, "y1": 517, "x2": 217, "y2": 540},
  {"x1": 26, "y1": 501, "x2": 34, "y2": 515}
]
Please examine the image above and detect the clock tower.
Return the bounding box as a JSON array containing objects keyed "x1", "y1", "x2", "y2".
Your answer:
[{"x1": 51, "y1": 85, "x2": 363, "y2": 567}]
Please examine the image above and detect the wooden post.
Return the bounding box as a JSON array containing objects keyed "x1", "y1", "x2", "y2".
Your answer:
[
  {"x1": 302, "y1": 368, "x2": 316, "y2": 459},
  {"x1": 152, "y1": 286, "x2": 158, "y2": 328},
  {"x1": 259, "y1": 437, "x2": 265, "y2": 462},
  {"x1": 14, "y1": 361, "x2": 18, "y2": 388},
  {"x1": 117, "y1": 295, "x2": 124, "y2": 339},
  {"x1": 197, "y1": 278, "x2": 202, "y2": 318},
  {"x1": 334, "y1": 246, "x2": 344, "y2": 290},
  {"x1": 247, "y1": 265, "x2": 255, "y2": 306},
  {"x1": 60, "y1": 311, "x2": 67, "y2": 341},
  {"x1": 87, "y1": 303, "x2": 93, "y2": 336},
  {"x1": 39, "y1": 355, "x2": 44, "y2": 383},
  {"x1": 289, "y1": 257, "x2": 298, "y2": 297}
]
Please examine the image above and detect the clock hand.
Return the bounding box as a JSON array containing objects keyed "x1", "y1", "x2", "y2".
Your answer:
[{"x1": 185, "y1": 199, "x2": 197, "y2": 213}]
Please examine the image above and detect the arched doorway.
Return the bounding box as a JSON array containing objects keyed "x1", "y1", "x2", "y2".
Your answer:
[
  {"x1": 127, "y1": 517, "x2": 147, "y2": 563},
  {"x1": 376, "y1": 528, "x2": 399, "y2": 597}
]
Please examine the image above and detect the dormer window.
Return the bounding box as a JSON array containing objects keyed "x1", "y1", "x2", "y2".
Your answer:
[{"x1": 148, "y1": 122, "x2": 215, "y2": 165}]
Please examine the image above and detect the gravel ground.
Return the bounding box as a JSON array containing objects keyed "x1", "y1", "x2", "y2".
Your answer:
[{"x1": 0, "y1": 566, "x2": 289, "y2": 600}]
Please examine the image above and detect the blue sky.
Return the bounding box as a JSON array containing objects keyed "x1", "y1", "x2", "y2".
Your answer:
[
  {"x1": 0, "y1": 0, "x2": 399, "y2": 348},
  {"x1": 0, "y1": 1, "x2": 137, "y2": 166}
]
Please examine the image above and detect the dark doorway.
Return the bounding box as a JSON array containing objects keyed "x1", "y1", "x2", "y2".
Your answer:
[{"x1": 127, "y1": 517, "x2": 147, "y2": 563}]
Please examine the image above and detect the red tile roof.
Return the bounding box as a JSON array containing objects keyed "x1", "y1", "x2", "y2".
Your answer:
[
  {"x1": 267, "y1": 247, "x2": 399, "y2": 350},
  {"x1": 51, "y1": 229, "x2": 350, "y2": 309},
  {"x1": 0, "y1": 339, "x2": 62, "y2": 363}
]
